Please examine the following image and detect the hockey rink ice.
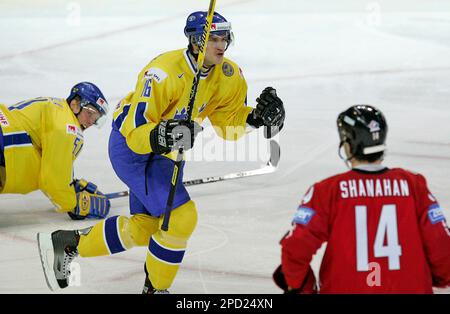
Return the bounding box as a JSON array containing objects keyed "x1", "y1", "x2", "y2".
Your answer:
[{"x1": 0, "y1": 0, "x2": 449, "y2": 293}]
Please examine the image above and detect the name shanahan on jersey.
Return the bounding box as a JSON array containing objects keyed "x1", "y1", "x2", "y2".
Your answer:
[
  {"x1": 281, "y1": 167, "x2": 450, "y2": 293},
  {"x1": 0, "y1": 98, "x2": 83, "y2": 212},
  {"x1": 112, "y1": 49, "x2": 252, "y2": 158}
]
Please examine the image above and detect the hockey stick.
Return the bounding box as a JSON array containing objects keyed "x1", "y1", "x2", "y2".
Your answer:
[
  {"x1": 105, "y1": 140, "x2": 280, "y2": 200},
  {"x1": 183, "y1": 139, "x2": 280, "y2": 186},
  {"x1": 161, "y1": 0, "x2": 217, "y2": 231}
]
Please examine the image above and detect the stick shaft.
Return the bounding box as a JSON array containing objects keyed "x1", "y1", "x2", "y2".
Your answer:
[
  {"x1": 161, "y1": 0, "x2": 217, "y2": 232},
  {"x1": 106, "y1": 140, "x2": 280, "y2": 200}
]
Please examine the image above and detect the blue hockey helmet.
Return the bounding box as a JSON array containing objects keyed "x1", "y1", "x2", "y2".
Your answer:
[
  {"x1": 67, "y1": 82, "x2": 109, "y2": 128},
  {"x1": 184, "y1": 11, "x2": 233, "y2": 48}
]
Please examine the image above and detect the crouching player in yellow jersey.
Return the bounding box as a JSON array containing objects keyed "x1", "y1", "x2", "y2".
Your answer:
[
  {"x1": 0, "y1": 82, "x2": 110, "y2": 220},
  {"x1": 37, "y1": 11, "x2": 285, "y2": 293}
]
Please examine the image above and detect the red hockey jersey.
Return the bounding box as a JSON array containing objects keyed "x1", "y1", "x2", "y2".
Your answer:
[{"x1": 281, "y1": 166, "x2": 450, "y2": 293}]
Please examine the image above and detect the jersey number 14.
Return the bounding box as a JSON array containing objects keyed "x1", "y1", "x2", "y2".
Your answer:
[{"x1": 355, "y1": 204, "x2": 402, "y2": 271}]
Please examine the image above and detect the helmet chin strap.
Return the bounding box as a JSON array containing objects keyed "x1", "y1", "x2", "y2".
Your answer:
[
  {"x1": 187, "y1": 44, "x2": 214, "y2": 71},
  {"x1": 188, "y1": 43, "x2": 199, "y2": 61},
  {"x1": 338, "y1": 141, "x2": 354, "y2": 170}
]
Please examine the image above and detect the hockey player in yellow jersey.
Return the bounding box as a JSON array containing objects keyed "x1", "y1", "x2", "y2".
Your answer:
[
  {"x1": 37, "y1": 11, "x2": 285, "y2": 292},
  {"x1": 0, "y1": 82, "x2": 111, "y2": 220}
]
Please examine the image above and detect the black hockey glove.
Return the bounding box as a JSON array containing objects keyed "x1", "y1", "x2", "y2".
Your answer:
[
  {"x1": 150, "y1": 119, "x2": 203, "y2": 155},
  {"x1": 273, "y1": 265, "x2": 299, "y2": 294},
  {"x1": 247, "y1": 87, "x2": 285, "y2": 130},
  {"x1": 273, "y1": 264, "x2": 318, "y2": 294}
]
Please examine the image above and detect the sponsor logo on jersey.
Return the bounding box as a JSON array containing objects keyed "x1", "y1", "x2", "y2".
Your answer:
[
  {"x1": 293, "y1": 206, "x2": 315, "y2": 225},
  {"x1": 67, "y1": 124, "x2": 83, "y2": 139},
  {"x1": 0, "y1": 110, "x2": 9, "y2": 126},
  {"x1": 222, "y1": 62, "x2": 234, "y2": 77},
  {"x1": 178, "y1": 73, "x2": 184, "y2": 79},
  {"x1": 144, "y1": 67, "x2": 168, "y2": 83},
  {"x1": 67, "y1": 124, "x2": 78, "y2": 135},
  {"x1": 428, "y1": 204, "x2": 446, "y2": 224}
]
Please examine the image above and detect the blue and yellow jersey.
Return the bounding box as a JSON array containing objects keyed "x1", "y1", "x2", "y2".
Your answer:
[
  {"x1": 113, "y1": 48, "x2": 252, "y2": 157},
  {"x1": 0, "y1": 97, "x2": 84, "y2": 212}
]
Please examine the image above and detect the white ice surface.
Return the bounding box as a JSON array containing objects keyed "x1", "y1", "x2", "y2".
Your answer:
[{"x1": 0, "y1": 0, "x2": 449, "y2": 293}]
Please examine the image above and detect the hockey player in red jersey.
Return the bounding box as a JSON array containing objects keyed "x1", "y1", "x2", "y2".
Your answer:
[{"x1": 274, "y1": 105, "x2": 450, "y2": 294}]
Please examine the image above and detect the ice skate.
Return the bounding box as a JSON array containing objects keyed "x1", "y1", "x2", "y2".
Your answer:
[{"x1": 37, "y1": 230, "x2": 80, "y2": 291}]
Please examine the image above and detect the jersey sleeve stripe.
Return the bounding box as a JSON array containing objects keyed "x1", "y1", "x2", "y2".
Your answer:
[
  {"x1": 134, "y1": 102, "x2": 149, "y2": 128},
  {"x1": 113, "y1": 104, "x2": 131, "y2": 131},
  {"x1": 8, "y1": 98, "x2": 46, "y2": 111},
  {"x1": 3, "y1": 131, "x2": 32, "y2": 148}
]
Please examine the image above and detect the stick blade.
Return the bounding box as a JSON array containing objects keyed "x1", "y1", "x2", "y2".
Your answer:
[{"x1": 268, "y1": 140, "x2": 281, "y2": 168}]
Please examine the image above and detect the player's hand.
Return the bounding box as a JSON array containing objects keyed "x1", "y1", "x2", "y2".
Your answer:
[
  {"x1": 273, "y1": 264, "x2": 317, "y2": 294},
  {"x1": 249, "y1": 87, "x2": 285, "y2": 129},
  {"x1": 69, "y1": 178, "x2": 110, "y2": 219},
  {"x1": 273, "y1": 264, "x2": 289, "y2": 292},
  {"x1": 273, "y1": 264, "x2": 300, "y2": 294},
  {"x1": 150, "y1": 119, "x2": 203, "y2": 155},
  {"x1": 73, "y1": 190, "x2": 110, "y2": 219},
  {"x1": 73, "y1": 178, "x2": 99, "y2": 194}
]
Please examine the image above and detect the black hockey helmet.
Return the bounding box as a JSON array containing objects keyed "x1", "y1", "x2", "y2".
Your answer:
[{"x1": 337, "y1": 105, "x2": 388, "y2": 161}]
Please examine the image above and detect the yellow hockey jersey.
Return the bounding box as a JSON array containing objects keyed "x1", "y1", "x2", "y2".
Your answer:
[
  {"x1": 112, "y1": 49, "x2": 252, "y2": 157},
  {"x1": 0, "y1": 97, "x2": 84, "y2": 212}
]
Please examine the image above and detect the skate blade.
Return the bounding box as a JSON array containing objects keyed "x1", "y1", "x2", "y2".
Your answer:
[{"x1": 37, "y1": 233, "x2": 59, "y2": 291}]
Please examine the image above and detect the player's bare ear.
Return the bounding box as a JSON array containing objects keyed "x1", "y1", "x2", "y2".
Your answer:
[{"x1": 69, "y1": 98, "x2": 82, "y2": 115}]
